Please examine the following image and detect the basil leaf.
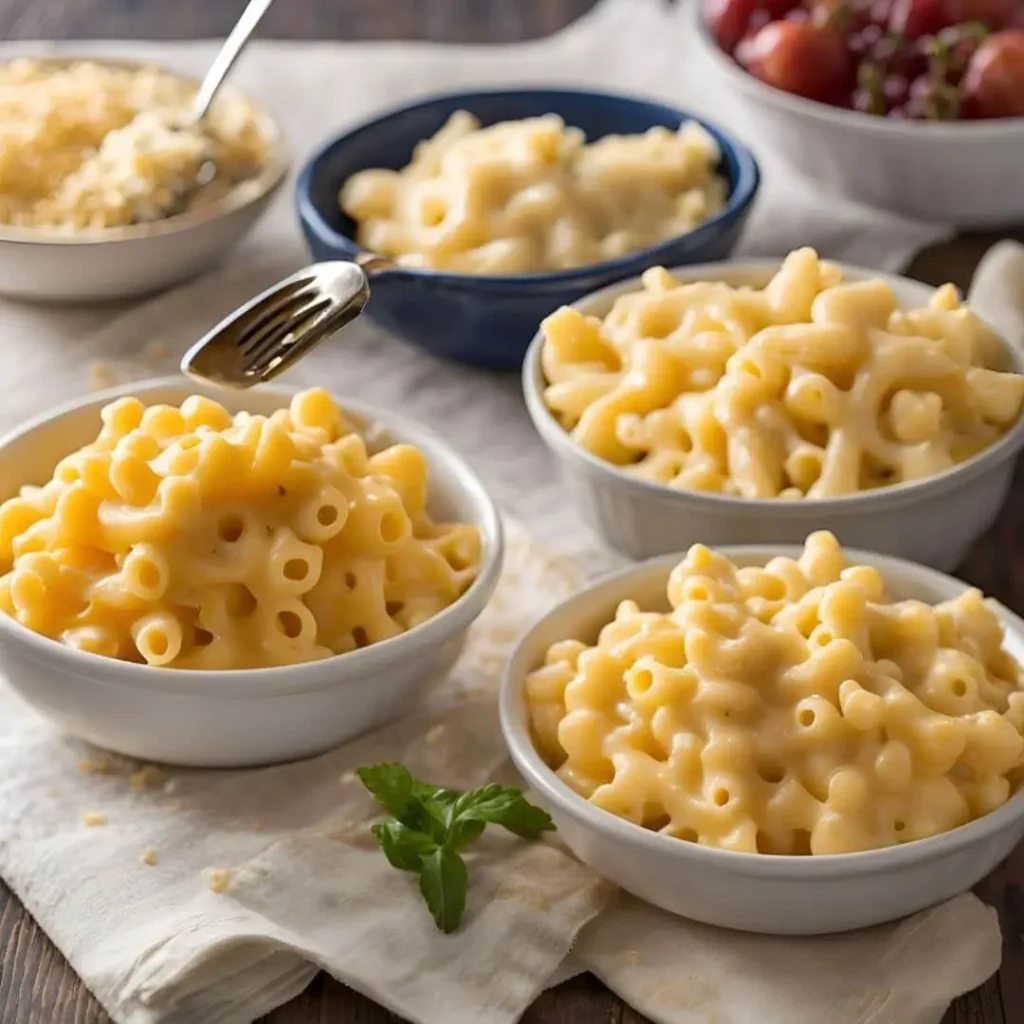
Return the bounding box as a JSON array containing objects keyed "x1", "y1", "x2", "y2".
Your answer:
[
  {"x1": 358, "y1": 763, "x2": 556, "y2": 934},
  {"x1": 357, "y1": 763, "x2": 446, "y2": 838},
  {"x1": 418, "y1": 846, "x2": 468, "y2": 934},
  {"x1": 447, "y1": 817, "x2": 487, "y2": 850},
  {"x1": 421, "y1": 785, "x2": 460, "y2": 806},
  {"x1": 356, "y1": 763, "x2": 418, "y2": 824},
  {"x1": 487, "y1": 798, "x2": 556, "y2": 840},
  {"x1": 370, "y1": 821, "x2": 437, "y2": 873},
  {"x1": 417, "y1": 798, "x2": 451, "y2": 845},
  {"x1": 450, "y1": 784, "x2": 555, "y2": 839}
]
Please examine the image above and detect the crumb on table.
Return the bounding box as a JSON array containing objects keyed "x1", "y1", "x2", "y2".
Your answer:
[
  {"x1": 144, "y1": 340, "x2": 170, "y2": 363},
  {"x1": 339, "y1": 771, "x2": 356, "y2": 786},
  {"x1": 81, "y1": 810, "x2": 107, "y2": 827},
  {"x1": 88, "y1": 363, "x2": 117, "y2": 390},
  {"x1": 206, "y1": 867, "x2": 233, "y2": 893},
  {"x1": 142, "y1": 848, "x2": 158, "y2": 866},
  {"x1": 78, "y1": 755, "x2": 115, "y2": 775},
  {"x1": 129, "y1": 765, "x2": 167, "y2": 789},
  {"x1": 425, "y1": 724, "x2": 445, "y2": 745}
]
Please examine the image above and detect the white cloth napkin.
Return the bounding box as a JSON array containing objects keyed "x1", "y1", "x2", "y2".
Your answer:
[{"x1": 0, "y1": 2, "x2": 1013, "y2": 1022}]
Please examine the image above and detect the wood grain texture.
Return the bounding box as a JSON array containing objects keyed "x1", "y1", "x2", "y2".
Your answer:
[
  {"x1": 0, "y1": 0, "x2": 1021, "y2": 1022},
  {"x1": 0, "y1": 0, "x2": 599, "y2": 43}
]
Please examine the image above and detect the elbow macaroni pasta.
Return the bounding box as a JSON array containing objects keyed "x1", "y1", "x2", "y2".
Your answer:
[
  {"x1": 525, "y1": 532, "x2": 1024, "y2": 855},
  {"x1": 339, "y1": 111, "x2": 726, "y2": 275},
  {"x1": 540, "y1": 248, "x2": 1024, "y2": 498},
  {"x1": 0, "y1": 389, "x2": 481, "y2": 669}
]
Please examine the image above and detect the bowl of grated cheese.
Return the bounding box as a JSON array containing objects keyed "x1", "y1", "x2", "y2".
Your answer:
[{"x1": 0, "y1": 57, "x2": 289, "y2": 302}]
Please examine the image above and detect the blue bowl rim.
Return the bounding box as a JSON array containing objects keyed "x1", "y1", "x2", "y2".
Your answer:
[{"x1": 295, "y1": 86, "x2": 761, "y2": 288}]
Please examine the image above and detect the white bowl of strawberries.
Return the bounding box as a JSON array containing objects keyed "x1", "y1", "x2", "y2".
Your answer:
[{"x1": 695, "y1": 0, "x2": 1024, "y2": 225}]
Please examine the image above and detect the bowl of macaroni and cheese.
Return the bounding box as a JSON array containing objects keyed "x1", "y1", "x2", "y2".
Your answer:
[
  {"x1": 0, "y1": 58, "x2": 289, "y2": 301},
  {"x1": 0, "y1": 378, "x2": 502, "y2": 767},
  {"x1": 523, "y1": 248, "x2": 1024, "y2": 569},
  {"x1": 296, "y1": 88, "x2": 760, "y2": 369},
  {"x1": 500, "y1": 532, "x2": 1024, "y2": 934}
]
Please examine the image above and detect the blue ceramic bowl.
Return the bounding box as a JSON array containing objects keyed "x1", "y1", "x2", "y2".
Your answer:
[{"x1": 296, "y1": 88, "x2": 761, "y2": 370}]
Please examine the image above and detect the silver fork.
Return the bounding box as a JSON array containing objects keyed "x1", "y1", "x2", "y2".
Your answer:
[{"x1": 180, "y1": 258, "x2": 388, "y2": 388}]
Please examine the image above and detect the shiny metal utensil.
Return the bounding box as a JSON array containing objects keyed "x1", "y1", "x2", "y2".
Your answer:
[
  {"x1": 181, "y1": 262, "x2": 374, "y2": 388},
  {"x1": 163, "y1": 0, "x2": 276, "y2": 217},
  {"x1": 192, "y1": 0, "x2": 276, "y2": 123}
]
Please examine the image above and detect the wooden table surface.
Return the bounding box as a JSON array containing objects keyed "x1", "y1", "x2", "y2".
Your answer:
[{"x1": 2, "y1": 0, "x2": 1024, "y2": 1021}]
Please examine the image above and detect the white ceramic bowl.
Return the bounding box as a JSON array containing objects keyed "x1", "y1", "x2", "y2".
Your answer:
[
  {"x1": 0, "y1": 58, "x2": 289, "y2": 303},
  {"x1": 523, "y1": 259, "x2": 1024, "y2": 569},
  {"x1": 691, "y1": 5, "x2": 1024, "y2": 226},
  {"x1": 500, "y1": 544, "x2": 1024, "y2": 935},
  {"x1": 0, "y1": 378, "x2": 503, "y2": 768}
]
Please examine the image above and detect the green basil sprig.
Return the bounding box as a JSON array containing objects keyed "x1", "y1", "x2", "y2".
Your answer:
[{"x1": 356, "y1": 762, "x2": 555, "y2": 933}]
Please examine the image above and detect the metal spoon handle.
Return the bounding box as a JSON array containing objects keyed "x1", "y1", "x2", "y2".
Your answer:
[{"x1": 191, "y1": 0, "x2": 276, "y2": 123}]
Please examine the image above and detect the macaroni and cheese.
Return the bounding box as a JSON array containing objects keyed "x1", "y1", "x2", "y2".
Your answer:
[
  {"x1": 0, "y1": 59, "x2": 270, "y2": 232},
  {"x1": 0, "y1": 389, "x2": 481, "y2": 669},
  {"x1": 526, "y1": 532, "x2": 1024, "y2": 855},
  {"x1": 540, "y1": 248, "x2": 1024, "y2": 498},
  {"x1": 339, "y1": 111, "x2": 726, "y2": 275}
]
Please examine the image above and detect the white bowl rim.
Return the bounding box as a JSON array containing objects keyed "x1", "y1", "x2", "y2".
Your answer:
[
  {"x1": 522, "y1": 256, "x2": 1024, "y2": 515},
  {"x1": 0, "y1": 376, "x2": 504, "y2": 697},
  {"x1": 500, "y1": 541, "x2": 1024, "y2": 877},
  {"x1": 691, "y1": 1, "x2": 1024, "y2": 138},
  {"x1": 0, "y1": 55, "x2": 291, "y2": 247}
]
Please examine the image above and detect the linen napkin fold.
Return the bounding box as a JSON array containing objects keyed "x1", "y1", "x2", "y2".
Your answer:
[{"x1": 966, "y1": 242, "x2": 1024, "y2": 350}]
